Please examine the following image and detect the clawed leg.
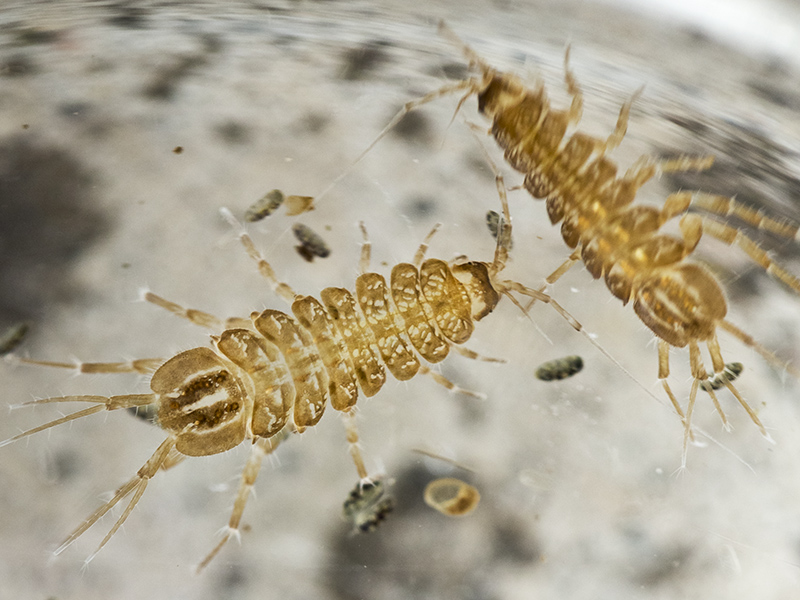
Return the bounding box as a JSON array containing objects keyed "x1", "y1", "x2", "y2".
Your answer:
[
  {"x1": 451, "y1": 344, "x2": 505, "y2": 363},
  {"x1": 412, "y1": 223, "x2": 442, "y2": 267},
  {"x1": 142, "y1": 290, "x2": 250, "y2": 330},
  {"x1": 1, "y1": 393, "x2": 157, "y2": 448},
  {"x1": 220, "y1": 208, "x2": 299, "y2": 306},
  {"x1": 599, "y1": 86, "x2": 644, "y2": 154},
  {"x1": 197, "y1": 432, "x2": 289, "y2": 572},
  {"x1": 689, "y1": 191, "x2": 800, "y2": 239},
  {"x1": 342, "y1": 408, "x2": 369, "y2": 481},
  {"x1": 58, "y1": 436, "x2": 177, "y2": 563},
  {"x1": 562, "y1": 46, "x2": 583, "y2": 125},
  {"x1": 699, "y1": 215, "x2": 800, "y2": 296},
  {"x1": 419, "y1": 364, "x2": 486, "y2": 399},
  {"x1": 9, "y1": 355, "x2": 163, "y2": 375},
  {"x1": 313, "y1": 76, "x2": 476, "y2": 207}
]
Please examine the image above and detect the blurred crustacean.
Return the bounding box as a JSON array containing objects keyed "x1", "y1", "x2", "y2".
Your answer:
[{"x1": 361, "y1": 22, "x2": 800, "y2": 464}]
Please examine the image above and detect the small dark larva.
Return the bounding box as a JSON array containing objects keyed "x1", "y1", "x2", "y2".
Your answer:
[
  {"x1": 535, "y1": 355, "x2": 584, "y2": 381},
  {"x1": 292, "y1": 222, "x2": 331, "y2": 261},
  {"x1": 245, "y1": 189, "x2": 285, "y2": 222},
  {"x1": 700, "y1": 362, "x2": 744, "y2": 393},
  {"x1": 485, "y1": 209, "x2": 513, "y2": 250},
  {"x1": 342, "y1": 479, "x2": 394, "y2": 533}
]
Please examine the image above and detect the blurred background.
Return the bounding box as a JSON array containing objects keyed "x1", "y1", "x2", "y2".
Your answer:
[{"x1": 1, "y1": 1, "x2": 800, "y2": 599}]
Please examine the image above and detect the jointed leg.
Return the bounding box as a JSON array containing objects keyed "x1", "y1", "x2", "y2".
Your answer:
[
  {"x1": 314, "y1": 78, "x2": 476, "y2": 208},
  {"x1": 197, "y1": 434, "x2": 287, "y2": 572},
  {"x1": 1, "y1": 393, "x2": 157, "y2": 448},
  {"x1": 562, "y1": 46, "x2": 583, "y2": 124},
  {"x1": 358, "y1": 221, "x2": 372, "y2": 274},
  {"x1": 57, "y1": 436, "x2": 177, "y2": 563},
  {"x1": 600, "y1": 87, "x2": 644, "y2": 154},
  {"x1": 412, "y1": 223, "x2": 442, "y2": 267},
  {"x1": 342, "y1": 408, "x2": 370, "y2": 481},
  {"x1": 418, "y1": 364, "x2": 487, "y2": 400},
  {"x1": 689, "y1": 192, "x2": 800, "y2": 238},
  {"x1": 143, "y1": 291, "x2": 250, "y2": 331},
  {"x1": 10, "y1": 355, "x2": 163, "y2": 375},
  {"x1": 220, "y1": 208, "x2": 299, "y2": 305},
  {"x1": 700, "y1": 216, "x2": 800, "y2": 295},
  {"x1": 705, "y1": 335, "x2": 770, "y2": 440}
]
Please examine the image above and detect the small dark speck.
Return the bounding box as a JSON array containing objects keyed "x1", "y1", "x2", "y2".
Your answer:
[
  {"x1": 14, "y1": 27, "x2": 61, "y2": 46},
  {"x1": 406, "y1": 195, "x2": 437, "y2": 219},
  {"x1": 173, "y1": 146, "x2": 183, "y2": 154},
  {"x1": 746, "y1": 80, "x2": 799, "y2": 110},
  {"x1": 299, "y1": 111, "x2": 329, "y2": 134},
  {"x1": 58, "y1": 101, "x2": 92, "y2": 119},
  {"x1": 47, "y1": 449, "x2": 81, "y2": 482},
  {"x1": 1, "y1": 54, "x2": 35, "y2": 77},
  {"x1": 390, "y1": 110, "x2": 432, "y2": 144},
  {"x1": 491, "y1": 518, "x2": 541, "y2": 563},
  {"x1": 439, "y1": 61, "x2": 469, "y2": 80},
  {"x1": 663, "y1": 113, "x2": 709, "y2": 136},
  {"x1": 217, "y1": 562, "x2": 248, "y2": 591},
  {"x1": 142, "y1": 54, "x2": 208, "y2": 101},
  {"x1": 21, "y1": 123, "x2": 29, "y2": 129},
  {"x1": 214, "y1": 120, "x2": 250, "y2": 144},
  {"x1": 340, "y1": 40, "x2": 390, "y2": 81},
  {"x1": 121, "y1": 262, "x2": 131, "y2": 269},
  {"x1": 200, "y1": 32, "x2": 224, "y2": 54},
  {"x1": 106, "y1": 4, "x2": 150, "y2": 29}
]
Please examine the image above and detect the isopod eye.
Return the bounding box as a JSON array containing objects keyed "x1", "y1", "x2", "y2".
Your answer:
[
  {"x1": 423, "y1": 478, "x2": 480, "y2": 517},
  {"x1": 152, "y1": 347, "x2": 247, "y2": 456}
]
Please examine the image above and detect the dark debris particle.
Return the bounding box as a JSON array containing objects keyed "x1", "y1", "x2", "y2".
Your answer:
[
  {"x1": 390, "y1": 110, "x2": 433, "y2": 144},
  {"x1": 172, "y1": 146, "x2": 183, "y2": 154},
  {"x1": 214, "y1": 120, "x2": 250, "y2": 144},
  {"x1": 405, "y1": 195, "x2": 437, "y2": 219},
  {"x1": 14, "y1": 27, "x2": 62, "y2": 46},
  {"x1": 0, "y1": 137, "x2": 109, "y2": 323},
  {"x1": 298, "y1": 111, "x2": 329, "y2": 134},
  {"x1": 142, "y1": 54, "x2": 209, "y2": 101},
  {"x1": 58, "y1": 101, "x2": 92, "y2": 119},
  {"x1": 1, "y1": 54, "x2": 36, "y2": 77},
  {"x1": 46, "y1": 448, "x2": 81, "y2": 482},
  {"x1": 340, "y1": 40, "x2": 390, "y2": 81},
  {"x1": 746, "y1": 80, "x2": 800, "y2": 110},
  {"x1": 105, "y1": 3, "x2": 150, "y2": 29},
  {"x1": 439, "y1": 61, "x2": 469, "y2": 81},
  {"x1": 662, "y1": 113, "x2": 710, "y2": 136}
]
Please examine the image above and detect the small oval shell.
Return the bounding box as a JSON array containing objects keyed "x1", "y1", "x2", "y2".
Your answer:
[{"x1": 423, "y1": 477, "x2": 480, "y2": 517}]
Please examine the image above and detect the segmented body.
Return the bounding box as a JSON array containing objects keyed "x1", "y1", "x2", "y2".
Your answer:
[
  {"x1": 157, "y1": 257, "x2": 499, "y2": 453},
  {"x1": 431, "y1": 23, "x2": 800, "y2": 459}
]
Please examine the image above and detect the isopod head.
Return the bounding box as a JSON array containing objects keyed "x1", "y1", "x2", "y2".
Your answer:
[{"x1": 152, "y1": 347, "x2": 248, "y2": 456}]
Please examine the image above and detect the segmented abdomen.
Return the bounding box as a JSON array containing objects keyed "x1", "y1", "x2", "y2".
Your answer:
[
  {"x1": 476, "y1": 71, "x2": 726, "y2": 346},
  {"x1": 155, "y1": 258, "x2": 494, "y2": 455}
]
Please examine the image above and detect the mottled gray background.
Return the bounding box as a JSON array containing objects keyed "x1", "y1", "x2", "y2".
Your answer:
[{"x1": 2, "y1": 1, "x2": 800, "y2": 599}]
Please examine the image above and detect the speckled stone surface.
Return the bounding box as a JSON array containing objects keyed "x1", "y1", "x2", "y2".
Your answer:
[{"x1": 2, "y1": 2, "x2": 800, "y2": 599}]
